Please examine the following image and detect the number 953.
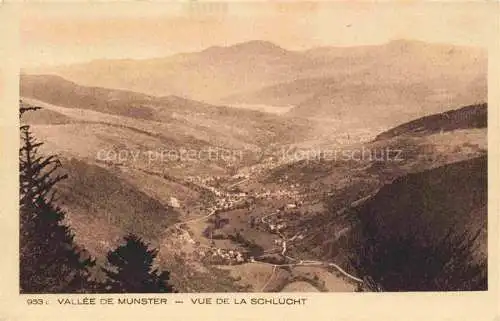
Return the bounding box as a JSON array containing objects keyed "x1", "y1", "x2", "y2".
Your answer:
[{"x1": 26, "y1": 298, "x2": 45, "y2": 305}]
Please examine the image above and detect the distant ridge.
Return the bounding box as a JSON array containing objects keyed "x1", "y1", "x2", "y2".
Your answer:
[{"x1": 202, "y1": 40, "x2": 289, "y2": 56}]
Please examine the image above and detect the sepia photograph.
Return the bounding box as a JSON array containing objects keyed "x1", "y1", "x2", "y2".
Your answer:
[{"x1": 16, "y1": 2, "x2": 489, "y2": 295}]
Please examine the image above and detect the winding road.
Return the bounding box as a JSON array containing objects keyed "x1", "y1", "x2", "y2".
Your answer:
[{"x1": 168, "y1": 177, "x2": 368, "y2": 291}]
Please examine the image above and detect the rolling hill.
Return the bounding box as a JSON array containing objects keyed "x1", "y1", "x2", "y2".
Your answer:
[
  {"x1": 24, "y1": 40, "x2": 311, "y2": 102},
  {"x1": 287, "y1": 74, "x2": 486, "y2": 127},
  {"x1": 20, "y1": 74, "x2": 316, "y2": 157},
  {"x1": 21, "y1": 74, "x2": 156, "y2": 120},
  {"x1": 224, "y1": 40, "x2": 487, "y2": 127}
]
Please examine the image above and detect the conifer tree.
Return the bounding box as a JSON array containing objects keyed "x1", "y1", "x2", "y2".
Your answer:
[
  {"x1": 19, "y1": 101, "x2": 97, "y2": 293},
  {"x1": 102, "y1": 234, "x2": 176, "y2": 293}
]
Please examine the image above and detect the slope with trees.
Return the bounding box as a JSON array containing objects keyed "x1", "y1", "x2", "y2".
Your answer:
[
  {"x1": 19, "y1": 101, "x2": 176, "y2": 293},
  {"x1": 349, "y1": 156, "x2": 487, "y2": 291},
  {"x1": 19, "y1": 102, "x2": 96, "y2": 293}
]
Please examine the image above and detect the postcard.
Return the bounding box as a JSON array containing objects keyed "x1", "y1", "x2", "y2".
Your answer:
[{"x1": 0, "y1": 1, "x2": 498, "y2": 320}]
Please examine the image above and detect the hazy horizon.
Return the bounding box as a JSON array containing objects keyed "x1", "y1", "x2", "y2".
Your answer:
[
  {"x1": 21, "y1": 38, "x2": 487, "y2": 70},
  {"x1": 21, "y1": 2, "x2": 493, "y2": 68}
]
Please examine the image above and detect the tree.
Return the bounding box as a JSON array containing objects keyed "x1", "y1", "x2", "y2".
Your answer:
[
  {"x1": 19, "y1": 101, "x2": 97, "y2": 293},
  {"x1": 102, "y1": 234, "x2": 176, "y2": 293}
]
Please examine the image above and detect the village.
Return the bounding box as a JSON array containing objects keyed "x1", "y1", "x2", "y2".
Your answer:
[{"x1": 163, "y1": 154, "x2": 320, "y2": 269}]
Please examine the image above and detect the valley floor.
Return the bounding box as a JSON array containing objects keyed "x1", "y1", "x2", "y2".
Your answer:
[{"x1": 143, "y1": 164, "x2": 365, "y2": 292}]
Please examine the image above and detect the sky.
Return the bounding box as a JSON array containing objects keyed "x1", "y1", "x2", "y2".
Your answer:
[{"x1": 20, "y1": 1, "x2": 495, "y2": 68}]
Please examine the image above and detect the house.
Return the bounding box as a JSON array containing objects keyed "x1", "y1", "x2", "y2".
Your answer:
[
  {"x1": 276, "y1": 223, "x2": 287, "y2": 231},
  {"x1": 170, "y1": 197, "x2": 181, "y2": 208},
  {"x1": 236, "y1": 253, "x2": 245, "y2": 263}
]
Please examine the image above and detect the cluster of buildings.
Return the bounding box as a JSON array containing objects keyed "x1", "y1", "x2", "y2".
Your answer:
[
  {"x1": 199, "y1": 247, "x2": 248, "y2": 265},
  {"x1": 186, "y1": 175, "x2": 222, "y2": 187},
  {"x1": 205, "y1": 192, "x2": 248, "y2": 213},
  {"x1": 260, "y1": 202, "x2": 304, "y2": 235},
  {"x1": 254, "y1": 188, "x2": 300, "y2": 200},
  {"x1": 184, "y1": 174, "x2": 250, "y2": 212}
]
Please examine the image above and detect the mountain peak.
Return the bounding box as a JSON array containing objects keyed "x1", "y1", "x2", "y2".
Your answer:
[
  {"x1": 231, "y1": 40, "x2": 283, "y2": 49},
  {"x1": 203, "y1": 40, "x2": 288, "y2": 56}
]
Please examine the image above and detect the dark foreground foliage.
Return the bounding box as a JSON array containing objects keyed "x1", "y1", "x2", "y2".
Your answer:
[
  {"x1": 19, "y1": 102, "x2": 97, "y2": 293},
  {"x1": 102, "y1": 234, "x2": 176, "y2": 293},
  {"x1": 19, "y1": 101, "x2": 175, "y2": 293}
]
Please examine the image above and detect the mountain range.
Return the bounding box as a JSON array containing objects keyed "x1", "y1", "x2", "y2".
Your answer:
[{"x1": 24, "y1": 39, "x2": 487, "y2": 128}]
